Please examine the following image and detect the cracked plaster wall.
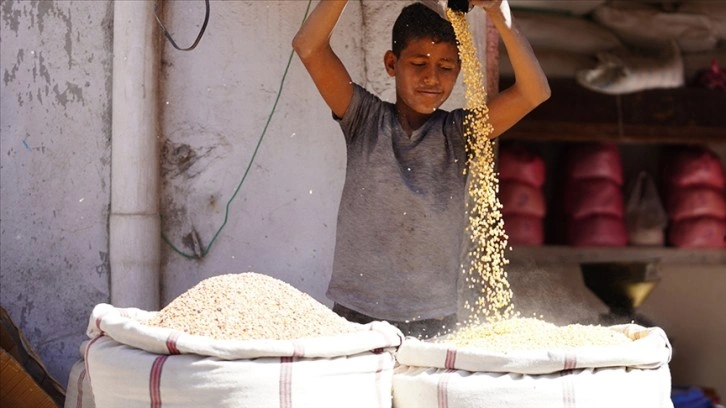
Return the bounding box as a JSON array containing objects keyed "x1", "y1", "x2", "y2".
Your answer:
[
  {"x1": 157, "y1": 0, "x2": 365, "y2": 303},
  {"x1": 0, "y1": 0, "x2": 113, "y2": 388}
]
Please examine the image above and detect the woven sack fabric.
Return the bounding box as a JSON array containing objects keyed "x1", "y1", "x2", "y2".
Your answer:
[
  {"x1": 80, "y1": 304, "x2": 403, "y2": 408},
  {"x1": 393, "y1": 324, "x2": 673, "y2": 408},
  {"x1": 63, "y1": 359, "x2": 94, "y2": 408}
]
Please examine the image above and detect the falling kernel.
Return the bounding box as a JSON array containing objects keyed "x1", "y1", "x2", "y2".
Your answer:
[{"x1": 447, "y1": 9, "x2": 514, "y2": 326}]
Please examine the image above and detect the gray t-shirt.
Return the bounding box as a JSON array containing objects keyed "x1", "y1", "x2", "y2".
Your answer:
[{"x1": 327, "y1": 84, "x2": 469, "y2": 321}]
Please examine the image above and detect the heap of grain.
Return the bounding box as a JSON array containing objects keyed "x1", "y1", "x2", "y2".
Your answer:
[
  {"x1": 443, "y1": 317, "x2": 632, "y2": 352},
  {"x1": 390, "y1": 10, "x2": 673, "y2": 408},
  {"x1": 145, "y1": 272, "x2": 357, "y2": 340}
]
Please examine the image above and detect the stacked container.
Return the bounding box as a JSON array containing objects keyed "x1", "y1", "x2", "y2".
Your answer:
[
  {"x1": 563, "y1": 142, "x2": 628, "y2": 247},
  {"x1": 664, "y1": 146, "x2": 726, "y2": 248},
  {"x1": 498, "y1": 144, "x2": 547, "y2": 245}
]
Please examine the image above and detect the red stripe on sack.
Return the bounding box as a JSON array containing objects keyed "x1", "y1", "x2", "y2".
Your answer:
[
  {"x1": 291, "y1": 341, "x2": 305, "y2": 358},
  {"x1": 83, "y1": 335, "x2": 105, "y2": 390},
  {"x1": 444, "y1": 349, "x2": 457, "y2": 370},
  {"x1": 280, "y1": 356, "x2": 293, "y2": 408},
  {"x1": 150, "y1": 355, "x2": 170, "y2": 408},
  {"x1": 437, "y1": 370, "x2": 454, "y2": 408},
  {"x1": 560, "y1": 369, "x2": 576, "y2": 408},
  {"x1": 564, "y1": 353, "x2": 577, "y2": 370},
  {"x1": 375, "y1": 352, "x2": 386, "y2": 408},
  {"x1": 75, "y1": 368, "x2": 86, "y2": 408},
  {"x1": 166, "y1": 332, "x2": 181, "y2": 355}
]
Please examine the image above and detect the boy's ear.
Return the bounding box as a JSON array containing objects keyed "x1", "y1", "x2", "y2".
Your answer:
[{"x1": 384, "y1": 50, "x2": 397, "y2": 77}]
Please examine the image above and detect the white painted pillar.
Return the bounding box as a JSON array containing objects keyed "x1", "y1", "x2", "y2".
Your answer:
[{"x1": 110, "y1": 0, "x2": 161, "y2": 310}]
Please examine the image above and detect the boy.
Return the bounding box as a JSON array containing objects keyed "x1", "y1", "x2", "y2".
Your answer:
[{"x1": 292, "y1": 0, "x2": 549, "y2": 337}]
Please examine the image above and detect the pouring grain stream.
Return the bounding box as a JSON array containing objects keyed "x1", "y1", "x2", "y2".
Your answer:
[
  {"x1": 444, "y1": 10, "x2": 636, "y2": 351},
  {"x1": 447, "y1": 9, "x2": 515, "y2": 325}
]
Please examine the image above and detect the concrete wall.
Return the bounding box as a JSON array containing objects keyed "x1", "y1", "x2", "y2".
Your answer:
[
  {"x1": 157, "y1": 0, "x2": 362, "y2": 304},
  {"x1": 1, "y1": 0, "x2": 723, "y2": 402},
  {"x1": 0, "y1": 0, "x2": 113, "y2": 385}
]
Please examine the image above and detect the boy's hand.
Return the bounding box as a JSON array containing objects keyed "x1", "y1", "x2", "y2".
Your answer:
[
  {"x1": 470, "y1": 0, "x2": 504, "y2": 12},
  {"x1": 471, "y1": 0, "x2": 510, "y2": 26}
]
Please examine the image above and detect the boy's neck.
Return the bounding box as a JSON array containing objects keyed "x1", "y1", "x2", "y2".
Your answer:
[{"x1": 395, "y1": 104, "x2": 432, "y2": 135}]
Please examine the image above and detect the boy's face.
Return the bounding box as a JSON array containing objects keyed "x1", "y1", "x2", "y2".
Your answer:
[{"x1": 385, "y1": 37, "x2": 461, "y2": 117}]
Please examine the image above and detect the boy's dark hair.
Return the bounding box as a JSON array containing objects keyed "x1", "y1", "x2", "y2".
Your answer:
[{"x1": 391, "y1": 2, "x2": 457, "y2": 57}]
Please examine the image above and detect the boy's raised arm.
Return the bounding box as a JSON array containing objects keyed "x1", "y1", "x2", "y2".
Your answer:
[
  {"x1": 473, "y1": 0, "x2": 550, "y2": 138},
  {"x1": 292, "y1": 0, "x2": 354, "y2": 119}
]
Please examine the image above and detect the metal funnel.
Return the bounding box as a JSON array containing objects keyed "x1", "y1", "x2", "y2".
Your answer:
[{"x1": 580, "y1": 261, "x2": 661, "y2": 324}]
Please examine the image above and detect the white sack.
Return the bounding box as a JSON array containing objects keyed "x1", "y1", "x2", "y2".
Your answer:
[
  {"x1": 513, "y1": 10, "x2": 622, "y2": 54},
  {"x1": 679, "y1": 1, "x2": 726, "y2": 40},
  {"x1": 396, "y1": 324, "x2": 671, "y2": 374},
  {"x1": 393, "y1": 324, "x2": 673, "y2": 408},
  {"x1": 83, "y1": 304, "x2": 403, "y2": 408},
  {"x1": 509, "y1": 0, "x2": 605, "y2": 16},
  {"x1": 393, "y1": 364, "x2": 673, "y2": 408},
  {"x1": 86, "y1": 303, "x2": 402, "y2": 359},
  {"x1": 500, "y1": 47, "x2": 596, "y2": 78},
  {"x1": 576, "y1": 41, "x2": 684, "y2": 94},
  {"x1": 592, "y1": 1, "x2": 718, "y2": 52}
]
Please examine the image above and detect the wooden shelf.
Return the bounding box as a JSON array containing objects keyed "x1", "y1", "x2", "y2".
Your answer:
[
  {"x1": 500, "y1": 78, "x2": 726, "y2": 145},
  {"x1": 507, "y1": 245, "x2": 726, "y2": 265},
  {"x1": 496, "y1": 79, "x2": 725, "y2": 265}
]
